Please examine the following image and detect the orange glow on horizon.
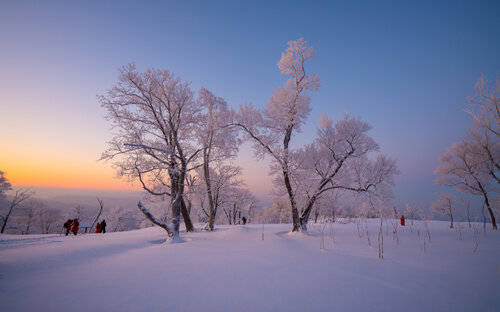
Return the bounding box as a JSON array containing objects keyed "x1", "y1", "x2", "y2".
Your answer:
[{"x1": 1, "y1": 155, "x2": 140, "y2": 191}]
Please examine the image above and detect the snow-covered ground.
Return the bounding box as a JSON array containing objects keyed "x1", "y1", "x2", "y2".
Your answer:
[{"x1": 1, "y1": 220, "x2": 499, "y2": 312}]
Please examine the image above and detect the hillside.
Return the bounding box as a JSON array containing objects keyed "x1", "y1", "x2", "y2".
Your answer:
[{"x1": 1, "y1": 220, "x2": 499, "y2": 312}]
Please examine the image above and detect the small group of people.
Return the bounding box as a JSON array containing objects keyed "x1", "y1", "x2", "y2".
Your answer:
[
  {"x1": 63, "y1": 219, "x2": 79, "y2": 236},
  {"x1": 63, "y1": 219, "x2": 106, "y2": 235},
  {"x1": 95, "y1": 220, "x2": 107, "y2": 233}
]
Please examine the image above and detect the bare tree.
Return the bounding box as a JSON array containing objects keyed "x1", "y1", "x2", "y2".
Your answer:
[
  {"x1": 90, "y1": 198, "x2": 104, "y2": 232},
  {"x1": 20, "y1": 200, "x2": 39, "y2": 234},
  {"x1": 1, "y1": 187, "x2": 33, "y2": 233},
  {"x1": 432, "y1": 193, "x2": 456, "y2": 228},
  {"x1": 37, "y1": 206, "x2": 61, "y2": 234}
]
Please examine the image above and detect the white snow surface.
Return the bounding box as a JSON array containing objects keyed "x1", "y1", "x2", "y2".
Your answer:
[{"x1": 1, "y1": 220, "x2": 499, "y2": 312}]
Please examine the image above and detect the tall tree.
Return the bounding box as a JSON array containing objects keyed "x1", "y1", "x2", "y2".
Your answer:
[
  {"x1": 436, "y1": 76, "x2": 499, "y2": 231},
  {"x1": 233, "y1": 38, "x2": 319, "y2": 231},
  {"x1": 100, "y1": 64, "x2": 201, "y2": 241},
  {"x1": 197, "y1": 88, "x2": 239, "y2": 230},
  {"x1": 293, "y1": 114, "x2": 398, "y2": 230},
  {"x1": 435, "y1": 140, "x2": 497, "y2": 230}
]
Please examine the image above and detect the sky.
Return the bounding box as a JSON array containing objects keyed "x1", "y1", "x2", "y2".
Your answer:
[{"x1": 1, "y1": 0, "x2": 499, "y2": 209}]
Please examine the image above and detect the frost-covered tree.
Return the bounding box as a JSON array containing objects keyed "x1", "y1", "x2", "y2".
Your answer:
[
  {"x1": 37, "y1": 204, "x2": 62, "y2": 234},
  {"x1": 197, "y1": 88, "x2": 239, "y2": 230},
  {"x1": 196, "y1": 165, "x2": 243, "y2": 228},
  {"x1": 20, "y1": 200, "x2": 38, "y2": 234},
  {"x1": 233, "y1": 38, "x2": 319, "y2": 231},
  {"x1": 468, "y1": 118, "x2": 500, "y2": 186},
  {"x1": 466, "y1": 74, "x2": 499, "y2": 138},
  {"x1": 435, "y1": 140, "x2": 497, "y2": 230},
  {"x1": 100, "y1": 64, "x2": 202, "y2": 241},
  {"x1": 223, "y1": 187, "x2": 256, "y2": 225},
  {"x1": 438, "y1": 79, "x2": 499, "y2": 230},
  {"x1": 270, "y1": 197, "x2": 292, "y2": 224},
  {"x1": 104, "y1": 206, "x2": 134, "y2": 232},
  {"x1": 69, "y1": 205, "x2": 85, "y2": 220},
  {"x1": 436, "y1": 76, "x2": 499, "y2": 230},
  {"x1": 0, "y1": 171, "x2": 12, "y2": 197},
  {"x1": 432, "y1": 193, "x2": 456, "y2": 228},
  {"x1": 404, "y1": 203, "x2": 419, "y2": 226},
  {"x1": 293, "y1": 114, "x2": 398, "y2": 230}
]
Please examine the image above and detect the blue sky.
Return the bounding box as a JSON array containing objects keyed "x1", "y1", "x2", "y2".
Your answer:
[{"x1": 1, "y1": 0, "x2": 499, "y2": 211}]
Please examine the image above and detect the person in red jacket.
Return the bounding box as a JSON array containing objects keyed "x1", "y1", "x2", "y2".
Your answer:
[
  {"x1": 63, "y1": 219, "x2": 72, "y2": 236},
  {"x1": 95, "y1": 223, "x2": 101, "y2": 233},
  {"x1": 71, "y1": 219, "x2": 80, "y2": 235}
]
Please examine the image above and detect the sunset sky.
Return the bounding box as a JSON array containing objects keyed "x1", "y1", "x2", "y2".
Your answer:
[{"x1": 1, "y1": 0, "x2": 499, "y2": 207}]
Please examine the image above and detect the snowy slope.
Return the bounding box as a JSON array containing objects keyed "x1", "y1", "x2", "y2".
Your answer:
[{"x1": 1, "y1": 220, "x2": 499, "y2": 312}]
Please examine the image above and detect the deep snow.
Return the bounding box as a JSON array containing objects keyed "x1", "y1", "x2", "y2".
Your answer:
[{"x1": 1, "y1": 220, "x2": 499, "y2": 312}]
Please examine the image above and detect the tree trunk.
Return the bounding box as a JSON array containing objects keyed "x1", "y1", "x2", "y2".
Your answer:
[
  {"x1": 186, "y1": 198, "x2": 192, "y2": 215},
  {"x1": 203, "y1": 152, "x2": 216, "y2": 231},
  {"x1": 282, "y1": 126, "x2": 301, "y2": 232},
  {"x1": 90, "y1": 198, "x2": 104, "y2": 233},
  {"x1": 284, "y1": 170, "x2": 300, "y2": 232},
  {"x1": 181, "y1": 199, "x2": 194, "y2": 232},
  {"x1": 479, "y1": 182, "x2": 497, "y2": 230},
  {"x1": 1, "y1": 203, "x2": 14, "y2": 233},
  {"x1": 299, "y1": 194, "x2": 320, "y2": 231},
  {"x1": 466, "y1": 204, "x2": 471, "y2": 228},
  {"x1": 137, "y1": 201, "x2": 173, "y2": 237},
  {"x1": 170, "y1": 171, "x2": 181, "y2": 238},
  {"x1": 171, "y1": 197, "x2": 181, "y2": 238},
  {"x1": 485, "y1": 202, "x2": 497, "y2": 230},
  {"x1": 232, "y1": 203, "x2": 237, "y2": 225}
]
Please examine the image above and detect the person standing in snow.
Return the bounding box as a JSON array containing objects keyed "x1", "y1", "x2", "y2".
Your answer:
[
  {"x1": 95, "y1": 223, "x2": 101, "y2": 233},
  {"x1": 63, "y1": 219, "x2": 72, "y2": 236},
  {"x1": 71, "y1": 219, "x2": 79, "y2": 235},
  {"x1": 242, "y1": 216, "x2": 247, "y2": 225},
  {"x1": 100, "y1": 220, "x2": 106, "y2": 233}
]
